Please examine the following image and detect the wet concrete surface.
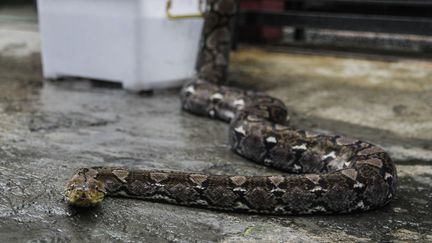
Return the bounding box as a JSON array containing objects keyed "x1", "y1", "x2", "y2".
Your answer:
[
  {"x1": 0, "y1": 56, "x2": 431, "y2": 242},
  {"x1": 0, "y1": 77, "x2": 429, "y2": 242},
  {"x1": 1, "y1": 7, "x2": 432, "y2": 242}
]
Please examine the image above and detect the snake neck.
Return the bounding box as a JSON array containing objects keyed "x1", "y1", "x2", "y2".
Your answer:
[{"x1": 196, "y1": 0, "x2": 238, "y2": 84}]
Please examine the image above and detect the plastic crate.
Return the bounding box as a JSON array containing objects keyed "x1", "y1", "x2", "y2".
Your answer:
[{"x1": 37, "y1": 0, "x2": 204, "y2": 91}]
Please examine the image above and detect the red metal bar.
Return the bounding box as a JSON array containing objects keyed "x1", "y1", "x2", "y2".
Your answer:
[{"x1": 239, "y1": 0, "x2": 284, "y2": 42}]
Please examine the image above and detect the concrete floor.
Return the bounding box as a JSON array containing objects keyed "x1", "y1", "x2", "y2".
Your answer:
[{"x1": 1, "y1": 5, "x2": 432, "y2": 243}]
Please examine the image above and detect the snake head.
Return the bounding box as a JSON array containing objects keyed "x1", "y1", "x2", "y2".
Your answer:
[{"x1": 64, "y1": 174, "x2": 106, "y2": 207}]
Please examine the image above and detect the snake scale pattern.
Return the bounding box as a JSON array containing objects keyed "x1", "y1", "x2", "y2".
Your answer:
[{"x1": 65, "y1": 0, "x2": 398, "y2": 214}]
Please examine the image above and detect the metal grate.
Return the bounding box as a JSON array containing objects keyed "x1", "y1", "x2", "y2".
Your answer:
[{"x1": 239, "y1": 0, "x2": 432, "y2": 36}]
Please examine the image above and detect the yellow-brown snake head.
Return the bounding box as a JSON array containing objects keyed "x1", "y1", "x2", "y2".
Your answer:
[{"x1": 64, "y1": 171, "x2": 106, "y2": 207}]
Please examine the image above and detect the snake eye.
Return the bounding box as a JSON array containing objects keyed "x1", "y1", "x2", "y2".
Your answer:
[{"x1": 95, "y1": 185, "x2": 104, "y2": 192}]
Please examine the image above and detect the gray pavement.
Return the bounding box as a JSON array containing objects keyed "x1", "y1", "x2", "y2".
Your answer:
[{"x1": 1, "y1": 5, "x2": 432, "y2": 243}]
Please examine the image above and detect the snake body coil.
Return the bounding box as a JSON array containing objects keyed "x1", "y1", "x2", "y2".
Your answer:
[{"x1": 65, "y1": 0, "x2": 397, "y2": 214}]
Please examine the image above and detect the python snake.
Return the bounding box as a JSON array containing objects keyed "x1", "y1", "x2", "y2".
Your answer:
[{"x1": 65, "y1": 0, "x2": 397, "y2": 215}]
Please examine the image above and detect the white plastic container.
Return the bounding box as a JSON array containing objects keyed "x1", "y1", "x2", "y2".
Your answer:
[{"x1": 37, "y1": 0, "x2": 204, "y2": 91}]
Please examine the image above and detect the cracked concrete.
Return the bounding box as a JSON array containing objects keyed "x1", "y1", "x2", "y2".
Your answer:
[{"x1": 1, "y1": 4, "x2": 432, "y2": 243}]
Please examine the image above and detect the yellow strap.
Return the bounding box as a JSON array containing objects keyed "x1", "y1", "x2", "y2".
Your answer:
[{"x1": 166, "y1": 0, "x2": 205, "y2": 19}]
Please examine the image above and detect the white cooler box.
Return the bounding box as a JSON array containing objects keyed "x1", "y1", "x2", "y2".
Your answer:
[{"x1": 37, "y1": 0, "x2": 204, "y2": 91}]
